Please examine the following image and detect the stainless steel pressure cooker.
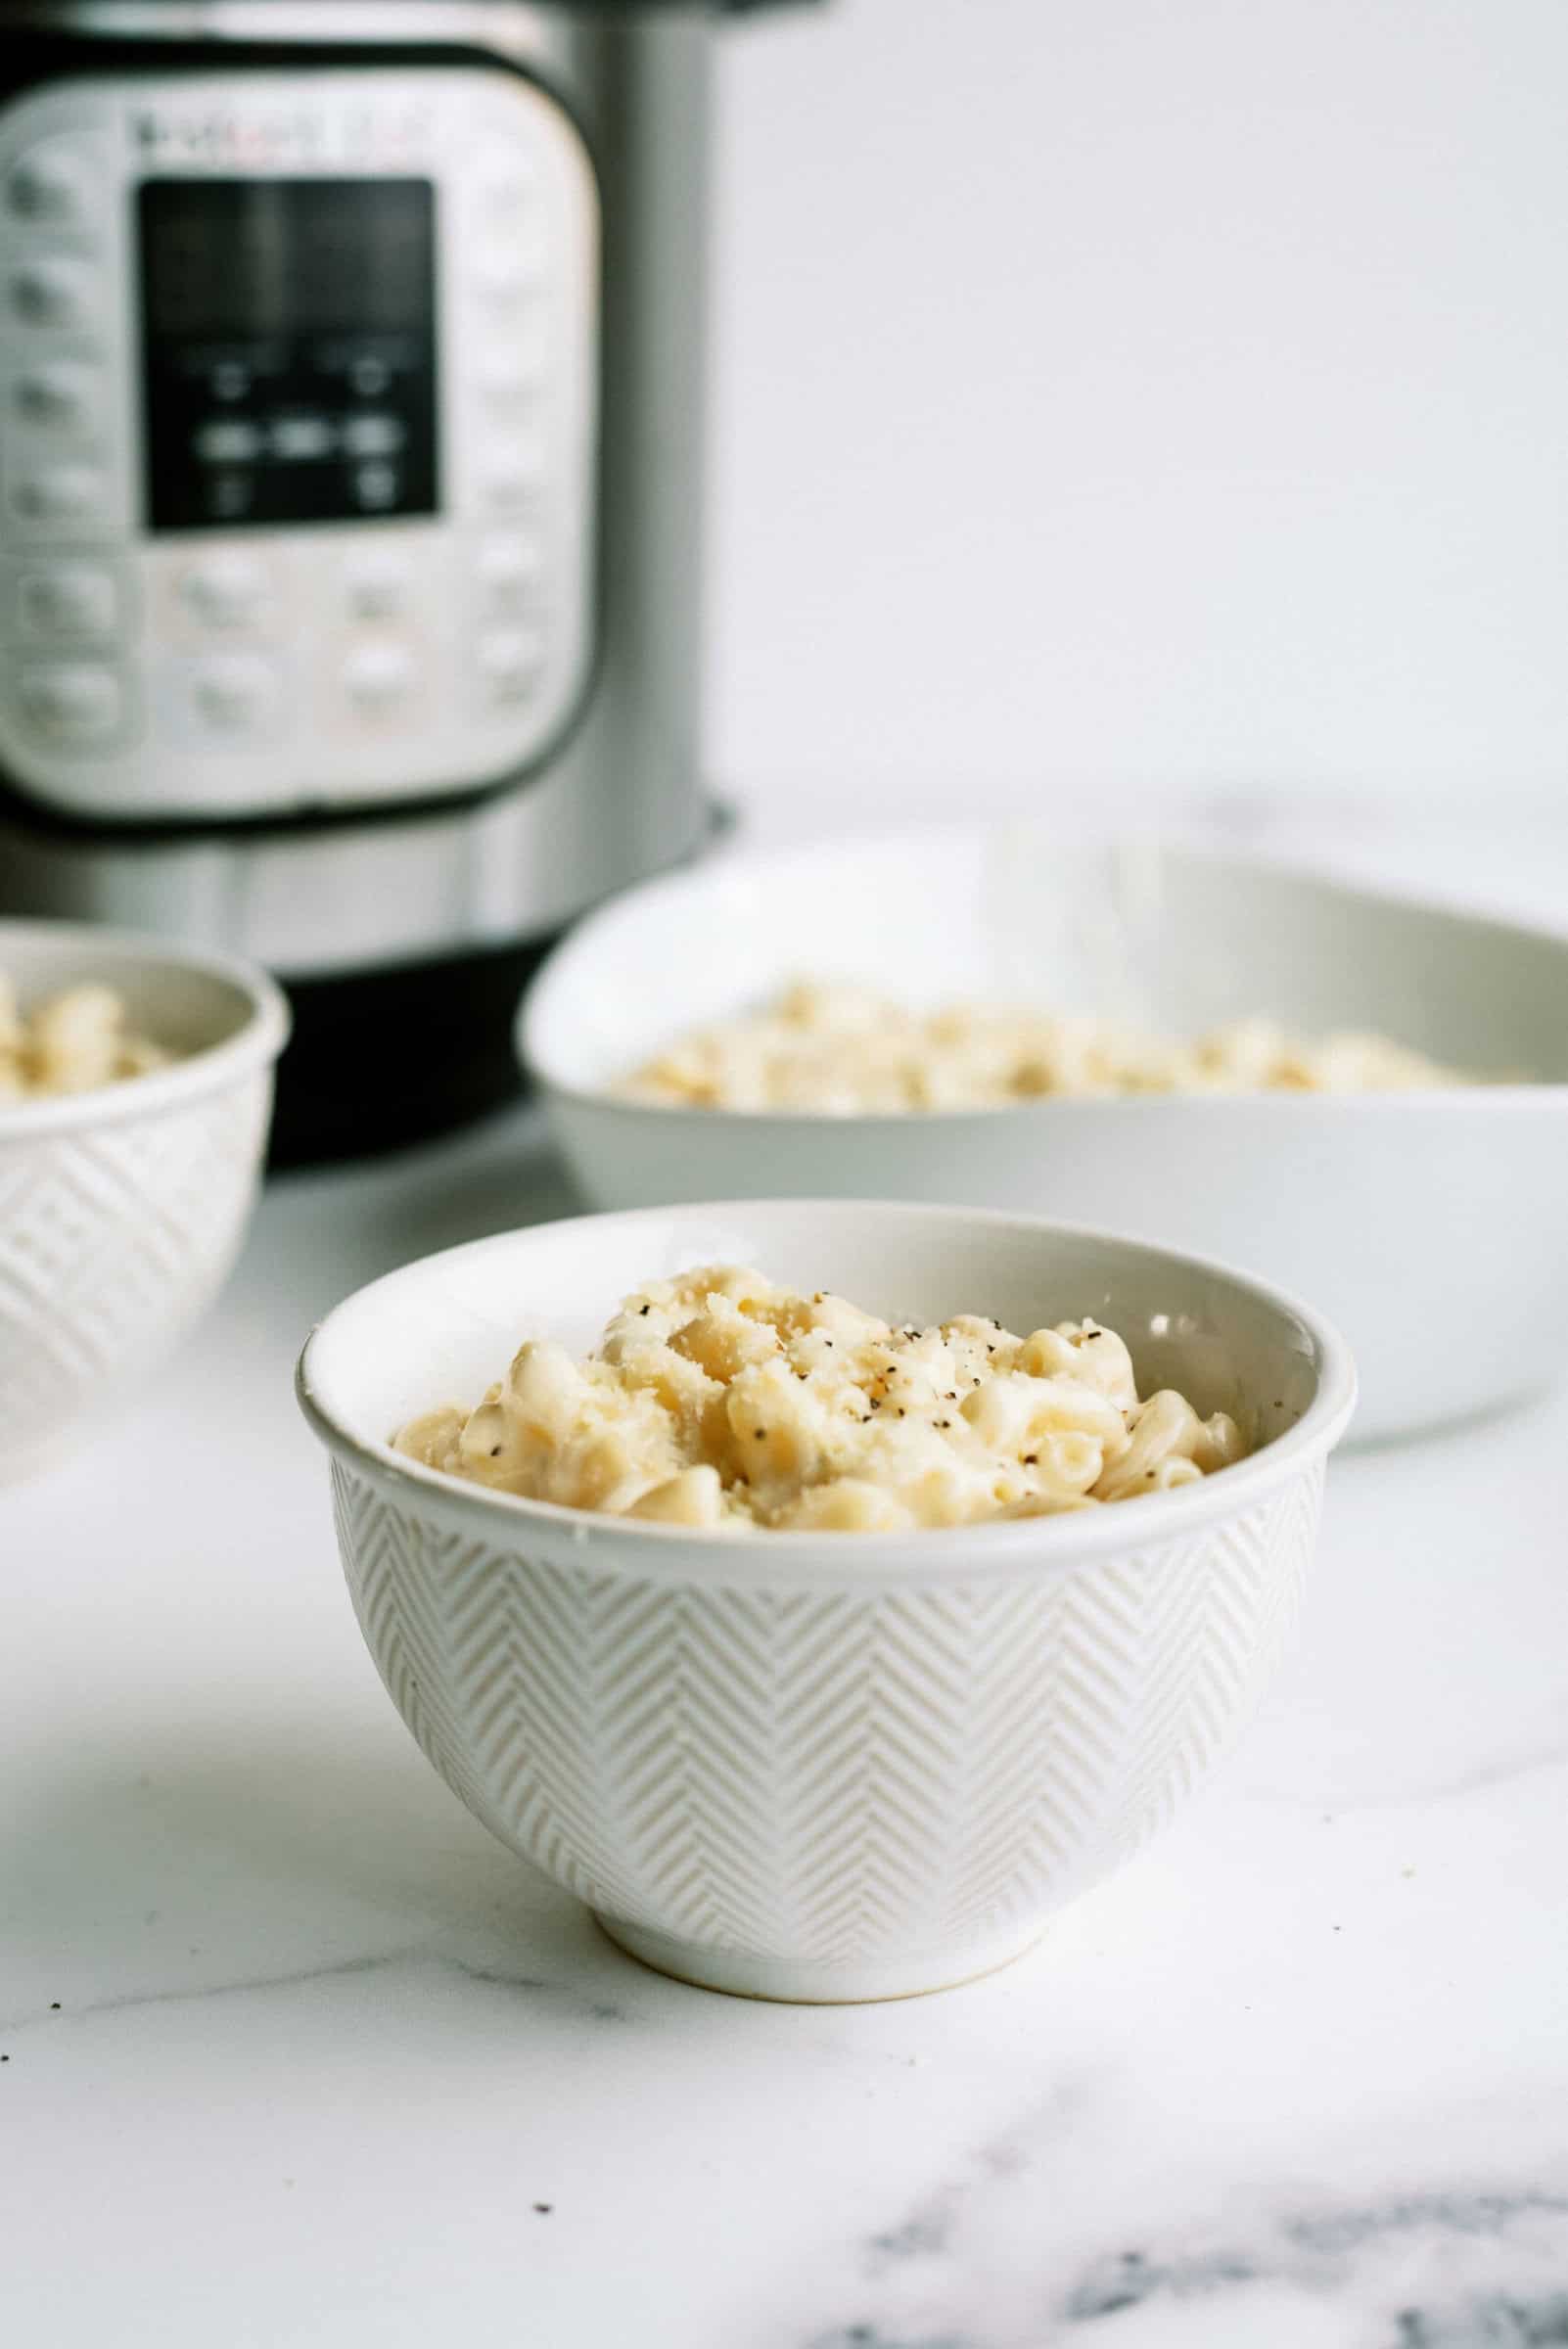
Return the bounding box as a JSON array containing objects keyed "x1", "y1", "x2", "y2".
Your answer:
[{"x1": 0, "y1": 2, "x2": 802, "y2": 1158}]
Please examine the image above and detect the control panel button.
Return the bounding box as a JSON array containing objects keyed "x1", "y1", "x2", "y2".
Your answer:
[
  {"x1": 478, "y1": 534, "x2": 544, "y2": 610},
  {"x1": 206, "y1": 473, "x2": 256, "y2": 523},
  {"x1": 6, "y1": 139, "x2": 93, "y2": 228},
  {"x1": 9, "y1": 257, "x2": 94, "y2": 330},
  {"x1": 271, "y1": 415, "x2": 335, "y2": 462},
  {"x1": 477, "y1": 326, "x2": 549, "y2": 403},
  {"x1": 18, "y1": 566, "x2": 120, "y2": 641},
  {"x1": 473, "y1": 154, "x2": 538, "y2": 227},
  {"x1": 194, "y1": 418, "x2": 265, "y2": 466},
  {"x1": 474, "y1": 246, "x2": 543, "y2": 303},
  {"x1": 176, "y1": 555, "x2": 270, "y2": 629},
  {"x1": 343, "y1": 641, "x2": 418, "y2": 713},
  {"x1": 15, "y1": 663, "x2": 123, "y2": 748},
  {"x1": 484, "y1": 438, "x2": 547, "y2": 510},
  {"x1": 11, "y1": 361, "x2": 99, "y2": 434},
  {"x1": 189, "y1": 654, "x2": 281, "y2": 735},
  {"x1": 478, "y1": 625, "x2": 545, "y2": 703},
  {"x1": 341, "y1": 413, "x2": 406, "y2": 460},
  {"x1": 347, "y1": 355, "x2": 392, "y2": 399},
  {"x1": 351, "y1": 462, "x2": 400, "y2": 512},
  {"x1": 344, "y1": 546, "x2": 414, "y2": 621},
  {"x1": 10, "y1": 464, "x2": 107, "y2": 526}
]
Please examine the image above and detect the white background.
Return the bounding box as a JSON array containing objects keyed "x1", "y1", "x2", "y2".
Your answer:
[{"x1": 707, "y1": 0, "x2": 1568, "y2": 823}]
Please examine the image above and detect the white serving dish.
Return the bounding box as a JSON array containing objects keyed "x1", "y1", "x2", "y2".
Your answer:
[
  {"x1": 298, "y1": 1199, "x2": 1356, "y2": 2004},
  {"x1": 0, "y1": 920, "x2": 290, "y2": 1482},
  {"x1": 521, "y1": 831, "x2": 1568, "y2": 1442}
]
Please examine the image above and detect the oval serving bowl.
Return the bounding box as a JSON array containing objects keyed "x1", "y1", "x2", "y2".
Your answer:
[
  {"x1": 520, "y1": 831, "x2": 1568, "y2": 1442},
  {"x1": 0, "y1": 919, "x2": 290, "y2": 1482},
  {"x1": 298, "y1": 1199, "x2": 1356, "y2": 2004}
]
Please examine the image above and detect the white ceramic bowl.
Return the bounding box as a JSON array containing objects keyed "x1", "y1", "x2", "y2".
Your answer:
[
  {"x1": 298, "y1": 1199, "x2": 1355, "y2": 2004},
  {"x1": 0, "y1": 920, "x2": 289, "y2": 1481},
  {"x1": 521, "y1": 831, "x2": 1568, "y2": 1441}
]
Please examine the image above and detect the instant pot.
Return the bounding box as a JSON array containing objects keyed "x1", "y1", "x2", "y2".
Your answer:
[{"x1": 0, "y1": 2, "x2": 800, "y2": 1160}]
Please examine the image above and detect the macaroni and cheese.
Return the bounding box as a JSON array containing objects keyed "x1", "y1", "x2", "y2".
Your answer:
[
  {"x1": 623, "y1": 982, "x2": 1460, "y2": 1113},
  {"x1": 393, "y1": 1265, "x2": 1248, "y2": 1532},
  {"x1": 0, "y1": 974, "x2": 173, "y2": 1103}
]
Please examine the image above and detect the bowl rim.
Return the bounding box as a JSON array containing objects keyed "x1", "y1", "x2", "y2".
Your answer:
[
  {"x1": 0, "y1": 918, "x2": 291, "y2": 1141},
  {"x1": 517, "y1": 826, "x2": 1568, "y2": 1120},
  {"x1": 296, "y1": 1198, "x2": 1359, "y2": 1589}
]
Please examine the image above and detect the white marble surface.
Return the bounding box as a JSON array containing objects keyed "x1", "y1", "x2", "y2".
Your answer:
[{"x1": 8, "y1": 841, "x2": 1568, "y2": 2348}]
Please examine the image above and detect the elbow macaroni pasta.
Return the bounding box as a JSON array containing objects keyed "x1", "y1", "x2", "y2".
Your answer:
[
  {"x1": 393, "y1": 1265, "x2": 1248, "y2": 1533},
  {"x1": 0, "y1": 974, "x2": 173, "y2": 1104},
  {"x1": 623, "y1": 981, "x2": 1462, "y2": 1113}
]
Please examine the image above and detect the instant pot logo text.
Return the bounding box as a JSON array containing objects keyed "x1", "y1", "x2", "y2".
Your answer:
[{"x1": 131, "y1": 102, "x2": 436, "y2": 170}]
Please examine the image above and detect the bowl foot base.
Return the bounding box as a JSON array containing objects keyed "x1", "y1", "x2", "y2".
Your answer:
[{"x1": 592, "y1": 1911, "x2": 1049, "y2": 2004}]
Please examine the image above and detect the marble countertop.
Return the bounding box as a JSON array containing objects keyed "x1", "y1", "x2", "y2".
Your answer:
[{"x1": 9, "y1": 841, "x2": 1568, "y2": 2348}]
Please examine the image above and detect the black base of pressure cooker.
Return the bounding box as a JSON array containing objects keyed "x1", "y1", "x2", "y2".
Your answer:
[
  {"x1": 264, "y1": 806, "x2": 734, "y2": 1167},
  {"x1": 267, "y1": 937, "x2": 556, "y2": 1170}
]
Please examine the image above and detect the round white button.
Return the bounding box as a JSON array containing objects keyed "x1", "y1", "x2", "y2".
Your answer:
[
  {"x1": 10, "y1": 465, "x2": 106, "y2": 525},
  {"x1": 484, "y1": 437, "x2": 547, "y2": 510},
  {"x1": 191, "y1": 654, "x2": 279, "y2": 733},
  {"x1": 474, "y1": 250, "x2": 540, "y2": 303},
  {"x1": 177, "y1": 555, "x2": 269, "y2": 629},
  {"x1": 473, "y1": 149, "x2": 538, "y2": 226},
  {"x1": 12, "y1": 361, "x2": 98, "y2": 434},
  {"x1": 478, "y1": 626, "x2": 545, "y2": 702},
  {"x1": 478, "y1": 333, "x2": 549, "y2": 403},
  {"x1": 7, "y1": 141, "x2": 91, "y2": 228},
  {"x1": 10, "y1": 257, "x2": 93, "y2": 330},
  {"x1": 17, "y1": 663, "x2": 122, "y2": 746},
  {"x1": 344, "y1": 642, "x2": 417, "y2": 711},
  {"x1": 344, "y1": 549, "x2": 413, "y2": 622},
  {"x1": 478, "y1": 535, "x2": 545, "y2": 609},
  {"x1": 19, "y1": 567, "x2": 119, "y2": 641}
]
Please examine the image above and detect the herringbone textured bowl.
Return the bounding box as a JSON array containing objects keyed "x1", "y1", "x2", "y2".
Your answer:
[
  {"x1": 0, "y1": 922, "x2": 289, "y2": 1482},
  {"x1": 331, "y1": 1455, "x2": 1323, "y2": 2000},
  {"x1": 300, "y1": 1202, "x2": 1357, "y2": 2002}
]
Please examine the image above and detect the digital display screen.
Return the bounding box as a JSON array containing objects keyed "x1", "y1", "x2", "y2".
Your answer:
[
  {"x1": 138, "y1": 178, "x2": 439, "y2": 532},
  {"x1": 143, "y1": 178, "x2": 435, "y2": 340}
]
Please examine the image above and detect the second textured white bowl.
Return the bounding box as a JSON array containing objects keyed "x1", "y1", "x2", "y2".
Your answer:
[
  {"x1": 0, "y1": 920, "x2": 289, "y2": 1481},
  {"x1": 298, "y1": 1200, "x2": 1355, "y2": 2004},
  {"x1": 521, "y1": 831, "x2": 1568, "y2": 1440}
]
